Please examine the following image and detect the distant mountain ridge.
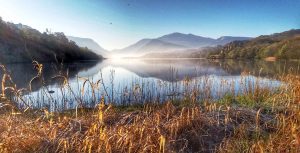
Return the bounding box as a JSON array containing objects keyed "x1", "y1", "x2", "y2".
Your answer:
[
  {"x1": 216, "y1": 36, "x2": 251, "y2": 45},
  {"x1": 158, "y1": 32, "x2": 251, "y2": 48},
  {"x1": 113, "y1": 38, "x2": 186, "y2": 56},
  {"x1": 114, "y1": 32, "x2": 252, "y2": 57},
  {"x1": 141, "y1": 29, "x2": 300, "y2": 59},
  {"x1": 67, "y1": 36, "x2": 109, "y2": 57},
  {"x1": 157, "y1": 32, "x2": 215, "y2": 48}
]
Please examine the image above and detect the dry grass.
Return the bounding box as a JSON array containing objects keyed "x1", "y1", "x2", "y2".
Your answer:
[
  {"x1": 218, "y1": 75, "x2": 300, "y2": 153},
  {"x1": 0, "y1": 101, "x2": 272, "y2": 153},
  {"x1": 0, "y1": 62, "x2": 300, "y2": 152}
]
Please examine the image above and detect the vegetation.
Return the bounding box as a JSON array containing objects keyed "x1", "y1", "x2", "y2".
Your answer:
[
  {"x1": 0, "y1": 18, "x2": 101, "y2": 63},
  {"x1": 208, "y1": 29, "x2": 300, "y2": 59},
  {"x1": 0, "y1": 61, "x2": 300, "y2": 152}
]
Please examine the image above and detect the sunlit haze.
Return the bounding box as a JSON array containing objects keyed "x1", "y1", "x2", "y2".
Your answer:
[{"x1": 0, "y1": 0, "x2": 299, "y2": 50}]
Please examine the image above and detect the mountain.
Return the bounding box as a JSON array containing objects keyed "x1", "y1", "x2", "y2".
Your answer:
[
  {"x1": 216, "y1": 36, "x2": 252, "y2": 45},
  {"x1": 158, "y1": 33, "x2": 252, "y2": 48},
  {"x1": 114, "y1": 32, "x2": 251, "y2": 57},
  {"x1": 208, "y1": 29, "x2": 300, "y2": 59},
  {"x1": 137, "y1": 39, "x2": 185, "y2": 53},
  {"x1": 114, "y1": 38, "x2": 186, "y2": 57},
  {"x1": 0, "y1": 19, "x2": 101, "y2": 63},
  {"x1": 114, "y1": 39, "x2": 152, "y2": 54},
  {"x1": 142, "y1": 47, "x2": 220, "y2": 59},
  {"x1": 157, "y1": 32, "x2": 216, "y2": 48},
  {"x1": 67, "y1": 36, "x2": 109, "y2": 57}
]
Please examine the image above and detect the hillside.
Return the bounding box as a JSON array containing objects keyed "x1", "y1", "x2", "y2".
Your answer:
[
  {"x1": 114, "y1": 39, "x2": 186, "y2": 57},
  {"x1": 67, "y1": 36, "x2": 109, "y2": 57},
  {"x1": 209, "y1": 29, "x2": 300, "y2": 59},
  {"x1": 157, "y1": 33, "x2": 251, "y2": 48},
  {"x1": 0, "y1": 19, "x2": 101, "y2": 63},
  {"x1": 114, "y1": 33, "x2": 251, "y2": 57},
  {"x1": 157, "y1": 32, "x2": 215, "y2": 48},
  {"x1": 216, "y1": 36, "x2": 251, "y2": 45},
  {"x1": 142, "y1": 47, "x2": 220, "y2": 59}
]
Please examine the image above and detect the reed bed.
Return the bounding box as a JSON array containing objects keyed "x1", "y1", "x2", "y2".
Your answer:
[{"x1": 0, "y1": 62, "x2": 299, "y2": 152}]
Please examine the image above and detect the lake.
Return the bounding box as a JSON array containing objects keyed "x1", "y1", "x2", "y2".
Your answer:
[{"x1": 2, "y1": 59, "x2": 299, "y2": 111}]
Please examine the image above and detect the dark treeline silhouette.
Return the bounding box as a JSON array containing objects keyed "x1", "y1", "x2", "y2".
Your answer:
[{"x1": 0, "y1": 17, "x2": 102, "y2": 63}]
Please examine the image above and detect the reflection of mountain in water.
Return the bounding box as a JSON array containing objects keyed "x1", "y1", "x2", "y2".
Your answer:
[
  {"x1": 77, "y1": 59, "x2": 300, "y2": 82},
  {"x1": 3, "y1": 59, "x2": 298, "y2": 93},
  {"x1": 0, "y1": 62, "x2": 99, "y2": 93},
  {"x1": 106, "y1": 59, "x2": 230, "y2": 81},
  {"x1": 112, "y1": 59, "x2": 300, "y2": 81},
  {"x1": 6, "y1": 59, "x2": 298, "y2": 111}
]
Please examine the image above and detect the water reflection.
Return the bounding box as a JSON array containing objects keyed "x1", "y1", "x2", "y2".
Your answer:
[
  {"x1": 2, "y1": 59, "x2": 299, "y2": 111},
  {"x1": 0, "y1": 62, "x2": 99, "y2": 92}
]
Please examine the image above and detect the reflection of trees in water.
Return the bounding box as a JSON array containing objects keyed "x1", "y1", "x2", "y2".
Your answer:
[
  {"x1": 217, "y1": 60, "x2": 300, "y2": 77},
  {"x1": 108, "y1": 59, "x2": 300, "y2": 82},
  {"x1": 0, "y1": 61, "x2": 99, "y2": 93},
  {"x1": 107, "y1": 59, "x2": 230, "y2": 82}
]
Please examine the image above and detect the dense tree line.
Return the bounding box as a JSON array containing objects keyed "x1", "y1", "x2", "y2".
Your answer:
[{"x1": 0, "y1": 17, "x2": 101, "y2": 63}]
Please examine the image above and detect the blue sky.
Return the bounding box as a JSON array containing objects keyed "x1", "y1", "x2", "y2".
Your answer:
[{"x1": 0, "y1": 0, "x2": 299, "y2": 50}]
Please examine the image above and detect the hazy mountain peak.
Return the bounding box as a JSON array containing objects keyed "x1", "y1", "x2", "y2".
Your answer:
[
  {"x1": 187, "y1": 33, "x2": 197, "y2": 36},
  {"x1": 114, "y1": 32, "x2": 253, "y2": 57},
  {"x1": 217, "y1": 36, "x2": 232, "y2": 40},
  {"x1": 160, "y1": 32, "x2": 207, "y2": 38},
  {"x1": 113, "y1": 37, "x2": 186, "y2": 57},
  {"x1": 158, "y1": 32, "x2": 215, "y2": 48},
  {"x1": 67, "y1": 36, "x2": 109, "y2": 57},
  {"x1": 137, "y1": 38, "x2": 152, "y2": 43},
  {"x1": 217, "y1": 36, "x2": 251, "y2": 40},
  {"x1": 166, "y1": 32, "x2": 183, "y2": 35}
]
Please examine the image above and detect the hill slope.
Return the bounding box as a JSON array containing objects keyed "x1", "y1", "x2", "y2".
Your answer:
[
  {"x1": 142, "y1": 47, "x2": 220, "y2": 59},
  {"x1": 157, "y1": 32, "x2": 215, "y2": 48},
  {"x1": 67, "y1": 36, "x2": 109, "y2": 57},
  {"x1": 216, "y1": 36, "x2": 252, "y2": 45},
  {"x1": 0, "y1": 19, "x2": 101, "y2": 63},
  {"x1": 209, "y1": 29, "x2": 300, "y2": 59},
  {"x1": 114, "y1": 39, "x2": 186, "y2": 57},
  {"x1": 114, "y1": 33, "x2": 251, "y2": 57},
  {"x1": 158, "y1": 33, "x2": 251, "y2": 48}
]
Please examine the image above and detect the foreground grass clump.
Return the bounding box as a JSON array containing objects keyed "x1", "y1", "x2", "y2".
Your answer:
[
  {"x1": 218, "y1": 75, "x2": 300, "y2": 152},
  {"x1": 0, "y1": 101, "x2": 229, "y2": 152}
]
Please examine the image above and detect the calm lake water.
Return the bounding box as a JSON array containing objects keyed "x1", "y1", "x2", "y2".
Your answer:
[{"x1": 2, "y1": 59, "x2": 300, "y2": 111}]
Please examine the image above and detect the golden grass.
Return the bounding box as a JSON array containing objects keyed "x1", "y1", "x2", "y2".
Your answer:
[
  {"x1": 218, "y1": 75, "x2": 300, "y2": 152},
  {"x1": 0, "y1": 102, "x2": 264, "y2": 152}
]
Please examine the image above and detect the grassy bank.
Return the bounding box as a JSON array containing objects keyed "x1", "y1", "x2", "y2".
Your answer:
[{"x1": 0, "y1": 63, "x2": 300, "y2": 152}]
